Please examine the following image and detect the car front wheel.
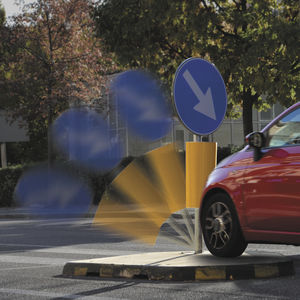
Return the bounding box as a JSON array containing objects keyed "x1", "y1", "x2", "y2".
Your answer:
[{"x1": 201, "y1": 193, "x2": 247, "y2": 257}]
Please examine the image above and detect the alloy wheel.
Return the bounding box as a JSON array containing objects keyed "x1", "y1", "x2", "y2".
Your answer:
[{"x1": 204, "y1": 201, "x2": 233, "y2": 250}]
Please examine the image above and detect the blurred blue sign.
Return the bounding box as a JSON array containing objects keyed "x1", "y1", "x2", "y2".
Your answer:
[
  {"x1": 173, "y1": 58, "x2": 227, "y2": 135},
  {"x1": 52, "y1": 108, "x2": 123, "y2": 171},
  {"x1": 111, "y1": 70, "x2": 171, "y2": 141},
  {"x1": 15, "y1": 167, "x2": 92, "y2": 218}
]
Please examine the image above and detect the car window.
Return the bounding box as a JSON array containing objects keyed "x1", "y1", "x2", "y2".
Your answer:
[{"x1": 265, "y1": 107, "x2": 300, "y2": 148}]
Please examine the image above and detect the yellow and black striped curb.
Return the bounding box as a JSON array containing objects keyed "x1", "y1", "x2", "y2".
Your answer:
[{"x1": 63, "y1": 260, "x2": 294, "y2": 281}]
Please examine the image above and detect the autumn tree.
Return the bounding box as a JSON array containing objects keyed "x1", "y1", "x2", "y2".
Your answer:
[
  {"x1": 0, "y1": 0, "x2": 6, "y2": 69},
  {"x1": 94, "y1": 0, "x2": 300, "y2": 136},
  {"x1": 0, "y1": 1, "x2": 4, "y2": 26},
  {"x1": 0, "y1": 0, "x2": 117, "y2": 162}
]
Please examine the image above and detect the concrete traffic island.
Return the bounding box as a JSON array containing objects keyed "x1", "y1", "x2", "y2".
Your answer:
[{"x1": 62, "y1": 251, "x2": 294, "y2": 281}]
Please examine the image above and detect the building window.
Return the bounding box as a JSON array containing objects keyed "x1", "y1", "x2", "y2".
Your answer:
[
  {"x1": 260, "y1": 109, "x2": 272, "y2": 121},
  {"x1": 259, "y1": 103, "x2": 284, "y2": 122}
]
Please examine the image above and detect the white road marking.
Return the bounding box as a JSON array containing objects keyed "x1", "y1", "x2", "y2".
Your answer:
[
  {"x1": 0, "y1": 288, "x2": 125, "y2": 299},
  {"x1": 0, "y1": 242, "x2": 55, "y2": 248},
  {"x1": 1, "y1": 265, "x2": 56, "y2": 271},
  {"x1": 0, "y1": 255, "x2": 68, "y2": 265},
  {"x1": 31, "y1": 247, "x2": 142, "y2": 256},
  {"x1": 0, "y1": 243, "x2": 144, "y2": 256}
]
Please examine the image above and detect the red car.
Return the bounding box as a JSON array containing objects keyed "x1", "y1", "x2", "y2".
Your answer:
[{"x1": 200, "y1": 102, "x2": 300, "y2": 257}]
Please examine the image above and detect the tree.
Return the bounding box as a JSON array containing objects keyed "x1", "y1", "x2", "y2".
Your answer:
[
  {"x1": 0, "y1": 0, "x2": 117, "y2": 163},
  {"x1": 0, "y1": 1, "x2": 4, "y2": 26},
  {"x1": 94, "y1": 0, "x2": 300, "y2": 136}
]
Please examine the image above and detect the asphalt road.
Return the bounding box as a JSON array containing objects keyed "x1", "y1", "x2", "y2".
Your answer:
[{"x1": 0, "y1": 217, "x2": 300, "y2": 299}]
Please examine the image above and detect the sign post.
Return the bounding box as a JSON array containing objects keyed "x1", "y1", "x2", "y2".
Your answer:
[{"x1": 173, "y1": 58, "x2": 227, "y2": 253}]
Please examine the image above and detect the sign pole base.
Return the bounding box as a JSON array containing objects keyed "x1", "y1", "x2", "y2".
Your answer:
[{"x1": 194, "y1": 207, "x2": 202, "y2": 253}]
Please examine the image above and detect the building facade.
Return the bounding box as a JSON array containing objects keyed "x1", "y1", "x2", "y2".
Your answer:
[{"x1": 107, "y1": 97, "x2": 285, "y2": 157}]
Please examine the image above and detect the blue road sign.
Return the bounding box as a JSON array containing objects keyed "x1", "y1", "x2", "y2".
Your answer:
[{"x1": 173, "y1": 58, "x2": 227, "y2": 135}]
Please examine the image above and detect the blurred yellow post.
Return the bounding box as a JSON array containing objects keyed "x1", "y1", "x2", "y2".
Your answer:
[
  {"x1": 186, "y1": 141, "x2": 217, "y2": 253},
  {"x1": 93, "y1": 144, "x2": 187, "y2": 246}
]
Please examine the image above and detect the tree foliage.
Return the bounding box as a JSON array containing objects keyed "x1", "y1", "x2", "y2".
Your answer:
[
  {"x1": 0, "y1": 1, "x2": 4, "y2": 26},
  {"x1": 0, "y1": 0, "x2": 117, "y2": 162},
  {"x1": 94, "y1": 0, "x2": 300, "y2": 136}
]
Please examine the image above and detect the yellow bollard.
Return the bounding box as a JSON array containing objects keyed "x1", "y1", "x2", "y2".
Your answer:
[
  {"x1": 185, "y1": 142, "x2": 217, "y2": 253},
  {"x1": 186, "y1": 142, "x2": 217, "y2": 208}
]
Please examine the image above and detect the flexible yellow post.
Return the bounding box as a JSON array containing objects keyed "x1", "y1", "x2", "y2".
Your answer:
[
  {"x1": 185, "y1": 142, "x2": 217, "y2": 253},
  {"x1": 186, "y1": 142, "x2": 217, "y2": 208}
]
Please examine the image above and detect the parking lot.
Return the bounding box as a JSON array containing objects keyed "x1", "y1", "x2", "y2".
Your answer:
[{"x1": 0, "y1": 217, "x2": 299, "y2": 299}]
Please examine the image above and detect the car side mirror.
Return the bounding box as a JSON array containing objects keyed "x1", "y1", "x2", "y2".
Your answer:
[{"x1": 245, "y1": 132, "x2": 266, "y2": 161}]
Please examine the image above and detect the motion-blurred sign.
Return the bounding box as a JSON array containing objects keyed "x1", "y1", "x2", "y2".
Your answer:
[
  {"x1": 111, "y1": 70, "x2": 171, "y2": 141},
  {"x1": 173, "y1": 58, "x2": 227, "y2": 135}
]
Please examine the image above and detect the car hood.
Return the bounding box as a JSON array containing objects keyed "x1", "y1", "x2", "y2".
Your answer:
[{"x1": 216, "y1": 146, "x2": 248, "y2": 169}]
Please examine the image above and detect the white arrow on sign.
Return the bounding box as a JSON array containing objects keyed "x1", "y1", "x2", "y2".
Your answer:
[
  {"x1": 183, "y1": 69, "x2": 216, "y2": 121},
  {"x1": 116, "y1": 87, "x2": 166, "y2": 122}
]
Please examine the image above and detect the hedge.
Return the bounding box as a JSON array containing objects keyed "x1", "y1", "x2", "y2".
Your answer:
[
  {"x1": 217, "y1": 145, "x2": 245, "y2": 163},
  {"x1": 0, "y1": 165, "x2": 25, "y2": 207},
  {"x1": 0, "y1": 156, "x2": 135, "y2": 207},
  {"x1": 0, "y1": 146, "x2": 243, "y2": 207}
]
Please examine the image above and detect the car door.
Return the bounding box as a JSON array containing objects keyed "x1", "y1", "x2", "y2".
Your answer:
[{"x1": 243, "y1": 106, "x2": 300, "y2": 233}]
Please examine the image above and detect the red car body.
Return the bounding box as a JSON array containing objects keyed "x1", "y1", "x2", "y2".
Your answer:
[{"x1": 201, "y1": 102, "x2": 300, "y2": 246}]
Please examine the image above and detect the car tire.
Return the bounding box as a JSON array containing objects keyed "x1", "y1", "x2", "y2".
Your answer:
[{"x1": 201, "y1": 193, "x2": 247, "y2": 257}]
